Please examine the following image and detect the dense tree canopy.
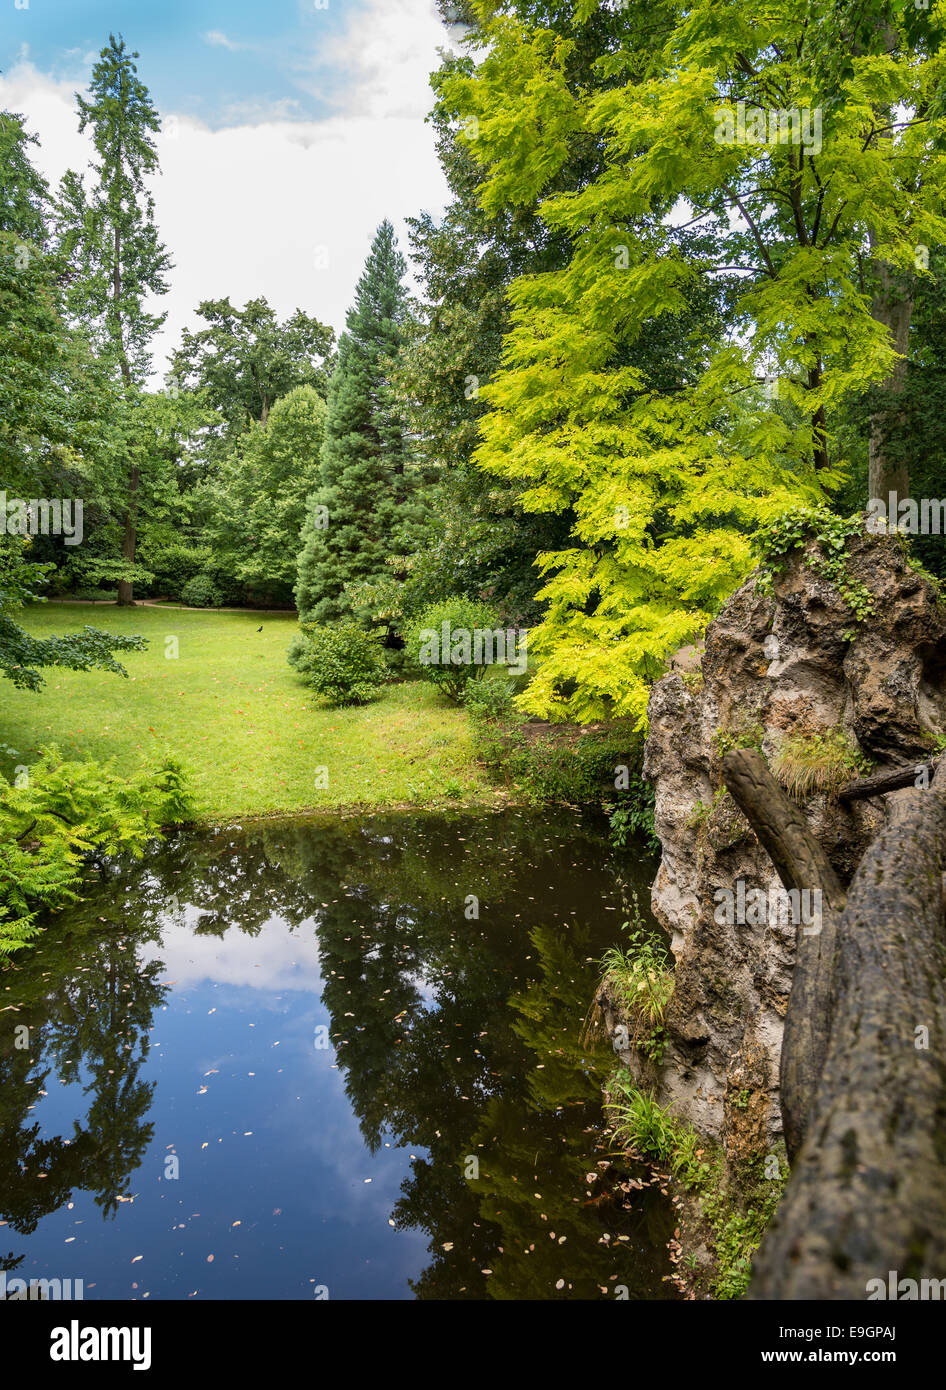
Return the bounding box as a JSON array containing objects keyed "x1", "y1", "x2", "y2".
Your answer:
[
  {"x1": 4, "y1": 6, "x2": 946, "y2": 720},
  {"x1": 439, "y1": 0, "x2": 946, "y2": 722},
  {"x1": 169, "y1": 295, "x2": 335, "y2": 446}
]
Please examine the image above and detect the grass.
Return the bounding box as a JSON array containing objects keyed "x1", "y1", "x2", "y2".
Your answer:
[
  {"x1": 583, "y1": 899, "x2": 674, "y2": 1065},
  {"x1": 772, "y1": 726, "x2": 869, "y2": 799},
  {"x1": 605, "y1": 1070, "x2": 709, "y2": 1189},
  {"x1": 0, "y1": 604, "x2": 500, "y2": 821},
  {"x1": 604, "y1": 1069, "x2": 788, "y2": 1299},
  {"x1": 599, "y1": 924, "x2": 674, "y2": 1064}
]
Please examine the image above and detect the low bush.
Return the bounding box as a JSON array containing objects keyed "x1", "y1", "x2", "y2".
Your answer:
[
  {"x1": 471, "y1": 715, "x2": 645, "y2": 806},
  {"x1": 461, "y1": 674, "x2": 517, "y2": 722},
  {"x1": 287, "y1": 621, "x2": 387, "y2": 706},
  {"x1": 403, "y1": 598, "x2": 508, "y2": 703},
  {"x1": 604, "y1": 775, "x2": 658, "y2": 852},
  {"x1": 181, "y1": 574, "x2": 224, "y2": 609},
  {"x1": 144, "y1": 542, "x2": 214, "y2": 599}
]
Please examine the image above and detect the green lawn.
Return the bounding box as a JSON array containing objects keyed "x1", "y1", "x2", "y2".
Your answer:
[{"x1": 0, "y1": 604, "x2": 501, "y2": 820}]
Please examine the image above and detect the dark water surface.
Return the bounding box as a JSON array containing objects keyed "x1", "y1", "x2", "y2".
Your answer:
[{"x1": 0, "y1": 807, "x2": 677, "y2": 1300}]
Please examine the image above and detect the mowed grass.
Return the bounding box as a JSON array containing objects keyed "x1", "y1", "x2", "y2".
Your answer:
[{"x1": 0, "y1": 604, "x2": 500, "y2": 821}]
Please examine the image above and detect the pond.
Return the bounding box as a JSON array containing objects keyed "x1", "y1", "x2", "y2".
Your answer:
[{"x1": 0, "y1": 806, "x2": 677, "y2": 1301}]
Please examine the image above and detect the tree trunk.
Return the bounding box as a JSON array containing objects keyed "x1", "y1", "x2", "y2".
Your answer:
[
  {"x1": 866, "y1": 91, "x2": 912, "y2": 506},
  {"x1": 116, "y1": 464, "x2": 140, "y2": 607},
  {"x1": 726, "y1": 752, "x2": 946, "y2": 1298},
  {"x1": 721, "y1": 749, "x2": 846, "y2": 1161},
  {"x1": 868, "y1": 261, "x2": 912, "y2": 504},
  {"x1": 112, "y1": 222, "x2": 139, "y2": 609},
  {"x1": 840, "y1": 757, "x2": 941, "y2": 802}
]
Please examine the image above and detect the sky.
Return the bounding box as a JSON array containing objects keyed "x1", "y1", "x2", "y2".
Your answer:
[{"x1": 0, "y1": 0, "x2": 463, "y2": 377}]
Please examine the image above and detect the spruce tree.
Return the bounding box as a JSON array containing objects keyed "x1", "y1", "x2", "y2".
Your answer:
[{"x1": 295, "y1": 221, "x2": 422, "y2": 628}]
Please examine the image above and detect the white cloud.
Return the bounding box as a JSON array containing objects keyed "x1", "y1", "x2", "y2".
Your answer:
[
  {"x1": 300, "y1": 0, "x2": 455, "y2": 121},
  {"x1": 0, "y1": 0, "x2": 452, "y2": 381},
  {"x1": 204, "y1": 30, "x2": 247, "y2": 52}
]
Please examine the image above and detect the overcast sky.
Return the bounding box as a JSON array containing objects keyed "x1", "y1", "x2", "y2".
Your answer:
[{"x1": 1, "y1": 0, "x2": 458, "y2": 378}]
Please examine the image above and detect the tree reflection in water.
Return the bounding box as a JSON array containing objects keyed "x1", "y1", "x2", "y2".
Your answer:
[{"x1": 1, "y1": 807, "x2": 676, "y2": 1299}]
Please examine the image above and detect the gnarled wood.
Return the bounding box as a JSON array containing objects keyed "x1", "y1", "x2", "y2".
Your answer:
[
  {"x1": 839, "y1": 757, "x2": 940, "y2": 802},
  {"x1": 721, "y1": 749, "x2": 846, "y2": 1161},
  {"x1": 748, "y1": 768, "x2": 946, "y2": 1298}
]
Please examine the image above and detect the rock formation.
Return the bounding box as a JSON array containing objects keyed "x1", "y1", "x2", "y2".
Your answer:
[{"x1": 638, "y1": 531, "x2": 946, "y2": 1162}]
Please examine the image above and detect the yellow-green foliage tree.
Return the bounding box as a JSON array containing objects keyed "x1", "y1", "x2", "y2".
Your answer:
[{"x1": 447, "y1": 0, "x2": 946, "y2": 726}]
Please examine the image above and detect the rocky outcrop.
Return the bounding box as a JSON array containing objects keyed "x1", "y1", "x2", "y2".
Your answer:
[{"x1": 639, "y1": 532, "x2": 946, "y2": 1159}]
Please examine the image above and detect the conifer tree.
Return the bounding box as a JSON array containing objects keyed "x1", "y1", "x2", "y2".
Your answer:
[
  {"x1": 295, "y1": 221, "x2": 423, "y2": 628},
  {"x1": 56, "y1": 33, "x2": 171, "y2": 606}
]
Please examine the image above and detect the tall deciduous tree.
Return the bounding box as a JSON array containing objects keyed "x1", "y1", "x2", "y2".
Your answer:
[
  {"x1": 169, "y1": 296, "x2": 335, "y2": 451},
  {"x1": 0, "y1": 110, "x2": 144, "y2": 687},
  {"x1": 56, "y1": 33, "x2": 171, "y2": 606},
  {"x1": 208, "y1": 385, "x2": 327, "y2": 606},
  {"x1": 447, "y1": 0, "x2": 946, "y2": 724},
  {"x1": 399, "y1": 0, "x2": 686, "y2": 623},
  {"x1": 295, "y1": 222, "x2": 424, "y2": 630}
]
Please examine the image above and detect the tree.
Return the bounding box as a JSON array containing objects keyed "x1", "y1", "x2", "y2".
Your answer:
[
  {"x1": 0, "y1": 108, "x2": 144, "y2": 687},
  {"x1": 208, "y1": 385, "x2": 327, "y2": 605},
  {"x1": 295, "y1": 221, "x2": 426, "y2": 630},
  {"x1": 169, "y1": 296, "x2": 335, "y2": 451},
  {"x1": 835, "y1": 243, "x2": 946, "y2": 578},
  {"x1": 445, "y1": 1, "x2": 946, "y2": 725},
  {"x1": 0, "y1": 111, "x2": 47, "y2": 244},
  {"x1": 398, "y1": 0, "x2": 681, "y2": 623},
  {"x1": 56, "y1": 33, "x2": 172, "y2": 606},
  {"x1": 61, "y1": 386, "x2": 210, "y2": 599}
]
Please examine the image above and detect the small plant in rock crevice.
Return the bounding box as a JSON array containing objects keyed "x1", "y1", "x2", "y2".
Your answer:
[
  {"x1": 754, "y1": 506, "x2": 875, "y2": 624},
  {"x1": 772, "y1": 725, "x2": 871, "y2": 799}
]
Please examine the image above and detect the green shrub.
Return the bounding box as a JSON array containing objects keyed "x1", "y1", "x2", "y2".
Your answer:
[
  {"x1": 472, "y1": 718, "x2": 644, "y2": 806},
  {"x1": 604, "y1": 775, "x2": 658, "y2": 851},
  {"x1": 181, "y1": 574, "x2": 224, "y2": 609},
  {"x1": 461, "y1": 674, "x2": 517, "y2": 721},
  {"x1": 144, "y1": 542, "x2": 214, "y2": 599},
  {"x1": 404, "y1": 598, "x2": 509, "y2": 703},
  {"x1": 0, "y1": 746, "x2": 193, "y2": 958},
  {"x1": 287, "y1": 621, "x2": 387, "y2": 706}
]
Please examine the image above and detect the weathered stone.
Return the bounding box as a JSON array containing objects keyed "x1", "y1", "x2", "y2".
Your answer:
[{"x1": 642, "y1": 533, "x2": 946, "y2": 1154}]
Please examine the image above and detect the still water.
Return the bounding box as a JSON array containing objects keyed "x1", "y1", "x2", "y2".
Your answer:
[{"x1": 0, "y1": 807, "x2": 676, "y2": 1300}]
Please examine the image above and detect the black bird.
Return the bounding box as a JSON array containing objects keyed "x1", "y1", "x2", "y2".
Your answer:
[{"x1": 257, "y1": 625, "x2": 263, "y2": 632}]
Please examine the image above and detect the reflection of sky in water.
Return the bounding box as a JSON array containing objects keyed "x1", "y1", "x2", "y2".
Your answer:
[
  {"x1": 2, "y1": 809, "x2": 672, "y2": 1301},
  {"x1": 12, "y1": 913, "x2": 429, "y2": 1301}
]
